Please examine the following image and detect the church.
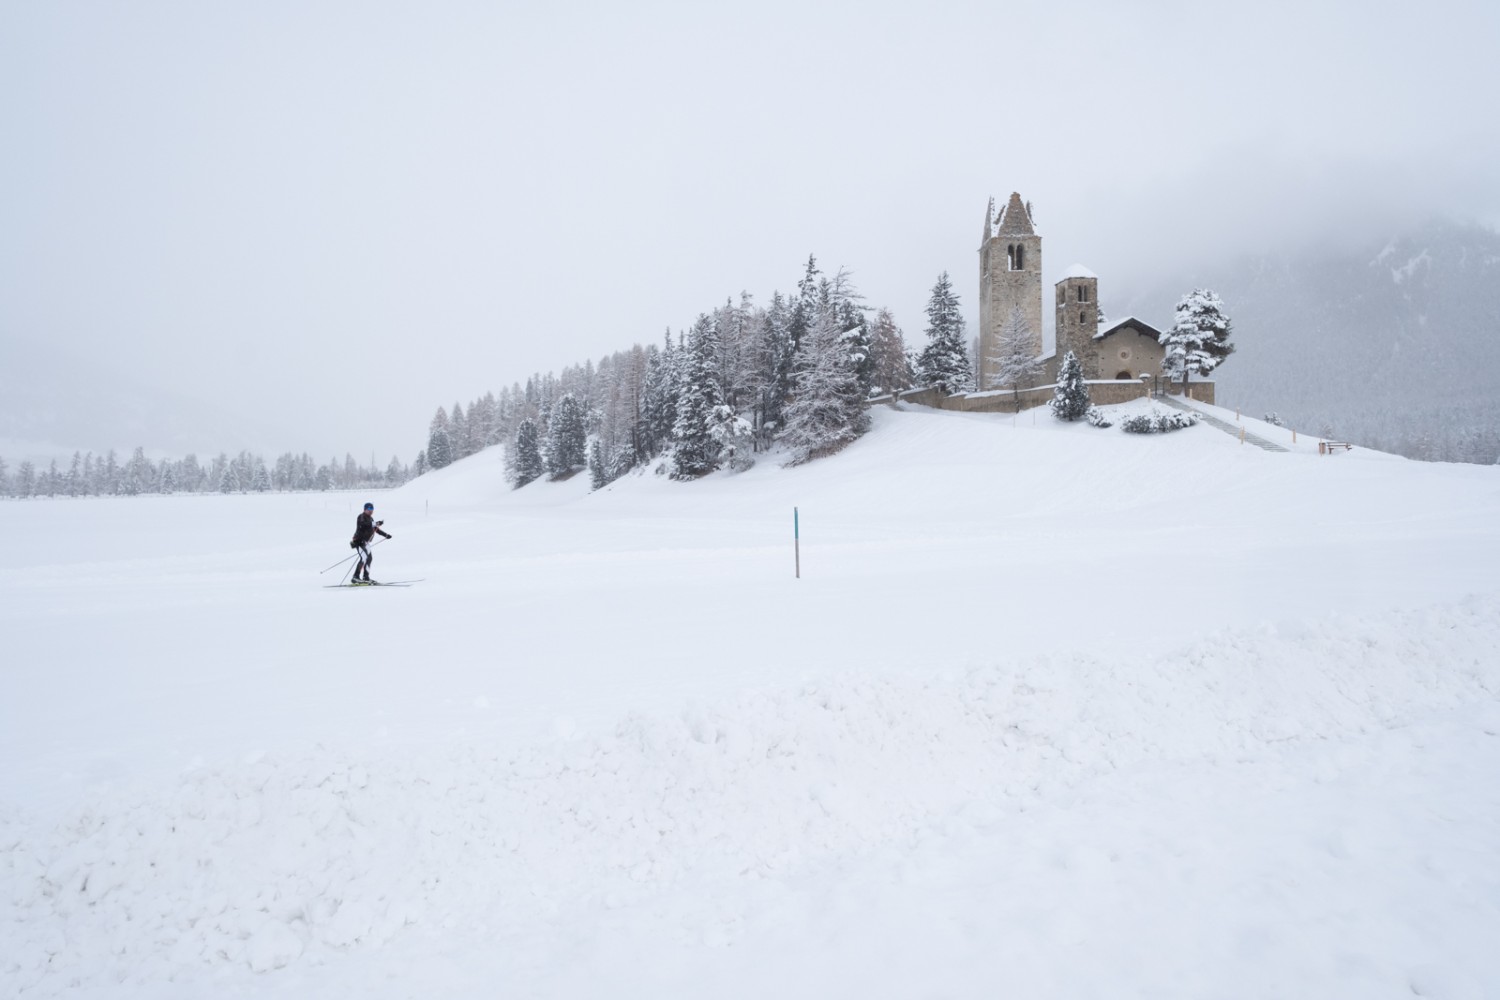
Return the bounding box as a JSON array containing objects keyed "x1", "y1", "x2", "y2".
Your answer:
[{"x1": 973, "y1": 192, "x2": 1199, "y2": 401}]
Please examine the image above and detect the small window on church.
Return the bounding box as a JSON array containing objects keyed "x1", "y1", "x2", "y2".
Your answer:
[
  {"x1": 1007, "y1": 245, "x2": 1015, "y2": 270},
  {"x1": 1015, "y1": 246, "x2": 1025, "y2": 270},
  {"x1": 1080, "y1": 311, "x2": 1087, "y2": 324}
]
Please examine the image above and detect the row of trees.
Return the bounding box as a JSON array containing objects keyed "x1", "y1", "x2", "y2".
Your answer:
[
  {"x1": 421, "y1": 256, "x2": 943, "y2": 489},
  {"x1": 0, "y1": 448, "x2": 411, "y2": 499}
]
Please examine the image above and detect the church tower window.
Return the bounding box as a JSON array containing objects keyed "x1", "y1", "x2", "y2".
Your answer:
[{"x1": 1015, "y1": 246, "x2": 1025, "y2": 270}]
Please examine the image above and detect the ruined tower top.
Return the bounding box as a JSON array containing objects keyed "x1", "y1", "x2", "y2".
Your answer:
[{"x1": 993, "y1": 191, "x2": 1036, "y2": 237}]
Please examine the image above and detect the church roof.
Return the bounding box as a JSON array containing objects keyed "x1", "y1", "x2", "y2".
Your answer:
[
  {"x1": 1060, "y1": 263, "x2": 1098, "y2": 281},
  {"x1": 1094, "y1": 316, "x2": 1166, "y2": 342},
  {"x1": 993, "y1": 192, "x2": 1036, "y2": 236}
]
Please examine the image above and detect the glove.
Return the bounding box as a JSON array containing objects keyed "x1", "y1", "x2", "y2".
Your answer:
[
  {"x1": 349, "y1": 540, "x2": 357, "y2": 548},
  {"x1": 385, "y1": 533, "x2": 393, "y2": 539},
  {"x1": 375, "y1": 520, "x2": 384, "y2": 527}
]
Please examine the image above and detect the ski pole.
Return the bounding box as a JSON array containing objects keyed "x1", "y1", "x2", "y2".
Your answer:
[{"x1": 320, "y1": 537, "x2": 387, "y2": 574}]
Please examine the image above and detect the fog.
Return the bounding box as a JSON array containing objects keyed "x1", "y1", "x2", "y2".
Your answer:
[{"x1": 3, "y1": 0, "x2": 1496, "y2": 460}]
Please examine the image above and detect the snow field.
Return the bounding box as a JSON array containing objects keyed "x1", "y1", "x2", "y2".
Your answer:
[
  {"x1": 5, "y1": 598, "x2": 1499, "y2": 997},
  {"x1": 4, "y1": 404, "x2": 1500, "y2": 997}
]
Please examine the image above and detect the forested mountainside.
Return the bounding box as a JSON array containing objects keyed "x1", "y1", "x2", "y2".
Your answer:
[{"x1": 1123, "y1": 219, "x2": 1500, "y2": 463}]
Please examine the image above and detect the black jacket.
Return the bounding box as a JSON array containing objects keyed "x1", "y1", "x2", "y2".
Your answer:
[{"x1": 352, "y1": 511, "x2": 391, "y2": 546}]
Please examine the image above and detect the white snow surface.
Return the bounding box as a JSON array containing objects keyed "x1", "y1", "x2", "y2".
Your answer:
[{"x1": 4, "y1": 404, "x2": 1500, "y2": 998}]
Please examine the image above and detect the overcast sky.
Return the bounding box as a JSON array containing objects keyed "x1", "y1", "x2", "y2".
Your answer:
[{"x1": 3, "y1": 0, "x2": 1497, "y2": 460}]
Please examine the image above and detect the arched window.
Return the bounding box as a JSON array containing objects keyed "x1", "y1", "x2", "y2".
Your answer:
[
  {"x1": 1006, "y1": 245, "x2": 1016, "y2": 269},
  {"x1": 1080, "y1": 311, "x2": 1087, "y2": 323},
  {"x1": 1015, "y1": 246, "x2": 1025, "y2": 270}
]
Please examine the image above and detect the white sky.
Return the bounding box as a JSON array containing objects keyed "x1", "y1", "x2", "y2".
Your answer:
[{"x1": 3, "y1": 0, "x2": 1497, "y2": 459}]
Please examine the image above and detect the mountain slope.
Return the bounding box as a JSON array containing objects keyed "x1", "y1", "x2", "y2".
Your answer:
[{"x1": 1122, "y1": 219, "x2": 1500, "y2": 462}]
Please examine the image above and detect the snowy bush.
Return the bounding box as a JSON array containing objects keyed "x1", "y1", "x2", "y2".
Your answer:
[
  {"x1": 1263, "y1": 412, "x2": 1283, "y2": 426},
  {"x1": 1085, "y1": 406, "x2": 1112, "y2": 428},
  {"x1": 1120, "y1": 409, "x2": 1199, "y2": 434},
  {"x1": 708, "y1": 405, "x2": 756, "y2": 473},
  {"x1": 1049, "y1": 351, "x2": 1090, "y2": 421}
]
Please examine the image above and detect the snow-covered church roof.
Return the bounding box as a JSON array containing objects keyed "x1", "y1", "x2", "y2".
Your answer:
[
  {"x1": 1061, "y1": 263, "x2": 1098, "y2": 280},
  {"x1": 1094, "y1": 316, "x2": 1166, "y2": 342}
]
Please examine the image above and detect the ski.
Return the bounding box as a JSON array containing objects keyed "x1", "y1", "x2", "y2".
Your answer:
[{"x1": 324, "y1": 579, "x2": 422, "y2": 589}]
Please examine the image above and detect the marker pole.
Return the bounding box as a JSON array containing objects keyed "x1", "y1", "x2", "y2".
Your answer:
[{"x1": 794, "y1": 507, "x2": 800, "y2": 579}]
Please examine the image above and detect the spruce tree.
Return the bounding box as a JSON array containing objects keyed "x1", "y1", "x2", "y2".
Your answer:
[
  {"x1": 588, "y1": 439, "x2": 609, "y2": 490},
  {"x1": 513, "y1": 419, "x2": 543, "y2": 487},
  {"x1": 546, "y1": 393, "x2": 587, "y2": 475},
  {"x1": 917, "y1": 271, "x2": 972, "y2": 394},
  {"x1": 427, "y1": 407, "x2": 453, "y2": 469},
  {"x1": 781, "y1": 305, "x2": 871, "y2": 465},
  {"x1": 1050, "y1": 351, "x2": 1091, "y2": 421},
  {"x1": 671, "y1": 316, "x2": 727, "y2": 478}
]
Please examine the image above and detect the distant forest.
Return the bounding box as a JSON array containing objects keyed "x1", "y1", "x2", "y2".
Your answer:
[{"x1": 0, "y1": 448, "x2": 410, "y2": 499}]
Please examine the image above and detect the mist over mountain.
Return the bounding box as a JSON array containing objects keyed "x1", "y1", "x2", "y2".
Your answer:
[
  {"x1": 0, "y1": 337, "x2": 297, "y2": 463},
  {"x1": 1118, "y1": 219, "x2": 1500, "y2": 463}
]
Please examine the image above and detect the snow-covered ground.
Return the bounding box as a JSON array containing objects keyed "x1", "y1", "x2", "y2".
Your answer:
[{"x1": 3, "y1": 403, "x2": 1499, "y2": 998}]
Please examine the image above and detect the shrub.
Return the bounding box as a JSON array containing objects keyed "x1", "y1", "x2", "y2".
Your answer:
[
  {"x1": 1085, "y1": 406, "x2": 1112, "y2": 428},
  {"x1": 1120, "y1": 409, "x2": 1199, "y2": 434}
]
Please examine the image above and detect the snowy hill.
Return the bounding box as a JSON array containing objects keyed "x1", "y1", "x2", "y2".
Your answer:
[{"x1": 3, "y1": 404, "x2": 1499, "y2": 998}]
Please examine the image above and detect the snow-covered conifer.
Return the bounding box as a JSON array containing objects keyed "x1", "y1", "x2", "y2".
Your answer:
[
  {"x1": 671, "y1": 316, "x2": 727, "y2": 479},
  {"x1": 989, "y1": 305, "x2": 1045, "y2": 407},
  {"x1": 917, "y1": 271, "x2": 971, "y2": 394},
  {"x1": 781, "y1": 305, "x2": 871, "y2": 466},
  {"x1": 546, "y1": 393, "x2": 587, "y2": 476},
  {"x1": 513, "y1": 419, "x2": 542, "y2": 487},
  {"x1": 1161, "y1": 289, "x2": 1233, "y2": 395},
  {"x1": 427, "y1": 408, "x2": 453, "y2": 470},
  {"x1": 1050, "y1": 351, "x2": 1091, "y2": 421}
]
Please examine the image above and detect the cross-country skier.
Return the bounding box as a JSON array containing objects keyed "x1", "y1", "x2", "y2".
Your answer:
[{"x1": 349, "y1": 502, "x2": 392, "y2": 584}]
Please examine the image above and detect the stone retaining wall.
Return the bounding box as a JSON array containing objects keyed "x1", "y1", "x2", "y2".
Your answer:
[{"x1": 879, "y1": 379, "x2": 1214, "y2": 413}]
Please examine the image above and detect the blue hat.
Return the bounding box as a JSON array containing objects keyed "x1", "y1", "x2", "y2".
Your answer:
[{"x1": 363, "y1": 502, "x2": 374, "y2": 511}]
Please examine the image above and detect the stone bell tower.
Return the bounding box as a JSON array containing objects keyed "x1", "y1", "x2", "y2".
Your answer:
[{"x1": 978, "y1": 192, "x2": 1043, "y2": 390}]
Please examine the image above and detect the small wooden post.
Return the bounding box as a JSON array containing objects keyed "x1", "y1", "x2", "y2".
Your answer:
[
  {"x1": 794, "y1": 507, "x2": 800, "y2": 579},
  {"x1": 1291, "y1": 429, "x2": 1296, "y2": 444},
  {"x1": 1239, "y1": 426, "x2": 1245, "y2": 444},
  {"x1": 1236, "y1": 407, "x2": 1240, "y2": 421}
]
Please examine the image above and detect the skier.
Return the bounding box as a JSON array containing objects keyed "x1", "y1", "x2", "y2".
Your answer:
[{"x1": 349, "y1": 501, "x2": 392, "y2": 584}]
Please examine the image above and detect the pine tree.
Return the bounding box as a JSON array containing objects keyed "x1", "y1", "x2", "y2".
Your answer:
[
  {"x1": 427, "y1": 407, "x2": 453, "y2": 470},
  {"x1": 251, "y1": 458, "x2": 271, "y2": 492},
  {"x1": 1161, "y1": 288, "x2": 1234, "y2": 395},
  {"x1": 546, "y1": 393, "x2": 587, "y2": 476},
  {"x1": 1050, "y1": 351, "x2": 1091, "y2": 421},
  {"x1": 781, "y1": 305, "x2": 871, "y2": 466},
  {"x1": 917, "y1": 271, "x2": 972, "y2": 394},
  {"x1": 513, "y1": 419, "x2": 543, "y2": 487},
  {"x1": 988, "y1": 305, "x2": 1045, "y2": 408},
  {"x1": 0, "y1": 457, "x2": 9, "y2": 496},
  {"x1": 413, "y1": 449, "x2": 429, "y2": 478},
  {"x1": 671, "y1": 315, "x2": 727, "y2": 478},
  {"x1": 588, "y1": 439, "x2": 609, "y2": 490}
]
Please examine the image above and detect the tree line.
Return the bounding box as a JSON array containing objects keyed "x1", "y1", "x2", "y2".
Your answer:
[
  {"x1": 0, "y1": 448, "x2": 411, "y2": 499},
  {"x1": 418, "y1": 256, "x2": 985, "y2": 489}
]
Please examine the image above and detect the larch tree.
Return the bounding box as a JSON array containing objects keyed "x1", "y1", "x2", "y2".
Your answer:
[{"x1": 987, "y1": 305, "x2": 1045, "y2": 410}]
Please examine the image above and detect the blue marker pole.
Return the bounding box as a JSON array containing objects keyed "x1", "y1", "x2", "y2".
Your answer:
[{"x1": 794, "y1": 507, "x2": 800, "y2": 579}]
